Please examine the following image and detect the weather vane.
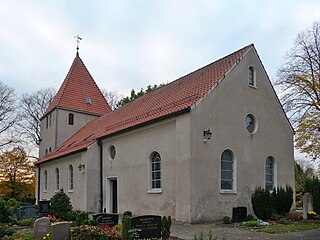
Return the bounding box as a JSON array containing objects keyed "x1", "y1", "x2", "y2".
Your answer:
[{"x1": 74, "y1": 34, "x2": 82, "y2": 53}]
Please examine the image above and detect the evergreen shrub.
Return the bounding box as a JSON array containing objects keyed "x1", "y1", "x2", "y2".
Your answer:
[
  {"x1": 50, "y1": 189, "x2": 73, "y2": 219},
  {"x1": 251, "y1": 187, "x2": 273, "y2": 220},
  {"x1": 304, "y1": 177, "x2": 320, "y2": 214}
]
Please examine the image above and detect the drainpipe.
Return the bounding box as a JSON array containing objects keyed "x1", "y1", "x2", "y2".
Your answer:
[
  {"x1": 97, "y1": 139, "x2": 103, "y2": 212},
  {"x1": 36, "y1": 165, "x2": 41, "y2": 204}
]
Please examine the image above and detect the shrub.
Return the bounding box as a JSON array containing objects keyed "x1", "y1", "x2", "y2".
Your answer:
[
  {"x1": 287, "y1": 212, "x2": 303, "y2": 221},
  {"x1": 223, "y1": 216, "x2": 231, "y2": 224},
  {"x1": 0, "y1": 225, "x2": 15, "y2": 237},
  {"x1": 17, "y1": 218, "x2": 34, "y2": 226},
  {"x1": 122, "y1": 213, "x2": 132, "y2": 240},
  {"x1": 271, "y1": 185, "x2": 293, "y2": 215},
  {"x1": 50, "y1": 189, "x2": 73, "y2": 219},
  {"x1": 0, "y1": 198, "x2": 10, "y2": 223},
  {"x1": 246, "y1": 214, "x2": 254, "y2": 221},
  {"x1": 161, "y1": 216, "x2": 172, "y2": 240},
  {"x1": 252, "y1": 185, "x2": 293, "y2": 220},
  {"x1": 242, "y1": 220, "x2": 260, "y2": 227},
  {"x1": 304, "y1": 177, "x2": 320, "y2": 215},
  {"x1": 251, "y1": 187, "x2": 273, "y2": 220},
  {"x1": 8, "y1": 232, "x2": 36, "y2": 240},
  {"x1": 278, "y1": 218, "x2": 289, "y2": 225},
  {"x1": 71, "y1": 225, "x2": 120, "y2": 240}
]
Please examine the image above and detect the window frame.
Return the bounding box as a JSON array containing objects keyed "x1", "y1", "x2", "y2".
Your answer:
[
  {"x1": 244, "y1": 114, "x2": 258, "y2": 134},
  {"x1": 68, "y1": 165, "x2": 74, "y2": 192},
  {"x1": 220, "y1": 149, "x2": 237, "y2": 193},
  {"x1": 265, "y1": 156, "x2": 277, "y2": 191},
  {"x1": 248, "y1": 66, "x2": 256, "y2": 87},
  {"x1": 55, "y1": 168, "x2": 60, "y2": 191},
  {"x1": 68, "y1": 113, "x2": 74, "y2": 125},
  {"x1": 148, "y1": 151, "x2": 162, "y2": 193},
  {"x1": 43, "y1": 170, "x2": 48, "y2": 192}
]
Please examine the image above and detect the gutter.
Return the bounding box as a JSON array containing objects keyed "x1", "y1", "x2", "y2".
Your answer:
[{"x1": 97, "y1": 139, "x2": 103, "y2": 212}]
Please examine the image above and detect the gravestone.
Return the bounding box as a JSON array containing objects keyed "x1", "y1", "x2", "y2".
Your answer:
[
  {"x1": 38, "y1": 200, "x2": 50, "y2": 217},
  {"x1": 17, "y1": 206, "x2": 39, "y2": 219},
  {"x1": 131, "y1": 215, "x2": 161, "y2": 239},
  {"x1": 52, "y1": 222, "x2": 71, "y2": 240},
  {"x1": 33, "y1": 217, "x2": 50, "y2": 240},
  {"x1": 303, "y1": 192, "x2": 313, "y2": 220},
  {"x1": 93, "y1": 213, "x2": 119, "y2": 227},
  {"x1": 232, "y1": 207, "x2": 247, "y2": 222}
]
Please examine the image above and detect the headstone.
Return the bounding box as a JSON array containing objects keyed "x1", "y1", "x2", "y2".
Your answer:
[
  {"x1": 33, "y1": 217, "x2": 50, "y2": 240},
  {"x1": 17, "y1": 206, "x2": 39, "y2": 219},
  {"x1": 303, "y1": 192, "x2": 313, "y2": 220},
  {"x1": 232, "y1": 207, "x2": 247, "y2": 222},
  {"x1": 92, "y1": 213, "x2": 119, "y2": 227},
  {"x1": 38, "y1": 200, "x2": 50, "y2": 216},
  {"x1": 131, "y1": 215, "x2": 161, "y2": 239},
  {"x1": 52, "y1": 222, "x2": 71, "y2": 240}
]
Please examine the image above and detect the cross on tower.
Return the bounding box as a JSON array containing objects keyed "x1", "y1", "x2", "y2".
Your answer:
[{"x1": 74, "y1": 34, "x2": 82, "y2": 52}]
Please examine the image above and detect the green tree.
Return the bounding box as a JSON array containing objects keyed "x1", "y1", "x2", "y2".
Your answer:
[
  {"x1": 276, "y1": 21, "x2": 320, "y2": 160},
  {"x1": 50, "y1": 189, "x2": 73, "y2": 219},
  {"x1": 0, "y1": 147, "x2": 35, "y2": 198},
  {"x1": 117, "y1": 84, "x2": 164, "y2": 107}
]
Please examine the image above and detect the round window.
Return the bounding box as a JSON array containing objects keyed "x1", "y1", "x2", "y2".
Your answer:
[
  {"x1": 245, "y1": 114, "x2": 256, "y2": 133},
  {"x1": 109, "y1": 145, "x2": 116, "y2": 160}
]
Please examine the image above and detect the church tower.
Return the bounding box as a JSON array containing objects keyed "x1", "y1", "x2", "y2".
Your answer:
[{"x1": 39, "y1": 52, "x2": 111, "y2": 158}]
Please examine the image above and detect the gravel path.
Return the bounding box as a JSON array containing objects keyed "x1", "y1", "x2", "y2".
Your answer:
[{"x1": 170, "y1": 222, "x2": 320, "y2": 240}]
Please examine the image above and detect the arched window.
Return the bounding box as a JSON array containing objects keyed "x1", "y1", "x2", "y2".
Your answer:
[
  {"x1": 45, "y1": 149, "x2": 48, "y2": 156},
  {"x1": 248, "y1": 66, "x2": 255, "y2": 86},
  {"x1": 49, "y1": 147, "x2": 52, "y2": 153},
  {"x1": 150, "y1": 152, "x2": 161, "y2": 190},
  {"x1": 265, "y1": 157, "x2": 275, "y2": 191},
  {"x1": 221, "y1": 150, "x2": 234, "y2": 191},
  {"x1": 68, "y1": 113, "x2": 74, "y2": 125},
  {"x1": 44, "y1": 170, "x2": 48, "y2": 191},
  {"x1": 55, "y1": 168, "x2": 60, "y2": 191},
  {"x1": 68, "y1": 165, "x2": 74, "y2": 191}
]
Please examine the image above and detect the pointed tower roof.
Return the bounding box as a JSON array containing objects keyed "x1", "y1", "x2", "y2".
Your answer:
[{"x1": 43, "y1": 53, "x2": 112, "y2": 117}]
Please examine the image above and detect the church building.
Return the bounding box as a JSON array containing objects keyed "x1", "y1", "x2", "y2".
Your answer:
[{"x1": 36, "y1": 44, "x2": 295, "y2": 223}]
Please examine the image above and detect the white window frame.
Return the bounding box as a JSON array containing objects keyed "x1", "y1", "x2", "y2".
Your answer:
[
  {"x1": 148, "y1": 151, "x2": 162, "y2": 194},
  {"x1": 68, "y1": 165, "x2": 74, "y2": 192},
  {"x1": 220, "y1": 149, "x2": 237, "y2": 193}
]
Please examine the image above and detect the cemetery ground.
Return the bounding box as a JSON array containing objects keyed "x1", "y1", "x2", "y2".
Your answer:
[{"x1": 1, "y1": 217, "x2": 320, "y2": 239}]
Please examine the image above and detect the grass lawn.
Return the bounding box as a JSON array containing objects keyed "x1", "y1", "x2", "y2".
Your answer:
[{"x1": 259, "y1": 222, "x2": 320, "y2": 233}]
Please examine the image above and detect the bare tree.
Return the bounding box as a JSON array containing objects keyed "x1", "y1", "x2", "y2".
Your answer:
[
  {"x1": 0, "y1": 81, "x2": 18, "y2": 148},
  {"x1": 101, "y1": 89, "x2": 123, "y2": 110},
  {"x1": 276, "y1": 21, "x2": 320, "y2": 160},
  {"x1": 18, "y1": 88, "x2": 56, "y2": 147}
]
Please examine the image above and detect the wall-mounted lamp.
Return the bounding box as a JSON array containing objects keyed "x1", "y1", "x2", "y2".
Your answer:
[
  {"x1": 203, "y1": 129, "x2": 213, "y2": 142},
  {"x1": 78, "y1": 164, "x2": 85, "y2": 172}
]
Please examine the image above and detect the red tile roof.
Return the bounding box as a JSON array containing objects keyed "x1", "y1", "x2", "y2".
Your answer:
[
  {"x1": 37, "y1": 44, "x2": 252, "y2": 164},
  {"x1": 43, "y1": 53, "x2": 111, "y2": 117}
]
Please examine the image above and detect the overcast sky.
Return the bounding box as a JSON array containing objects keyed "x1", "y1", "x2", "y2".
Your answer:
[{"x1": 0, "y1": 0, "x2": 319, "y2": 98}]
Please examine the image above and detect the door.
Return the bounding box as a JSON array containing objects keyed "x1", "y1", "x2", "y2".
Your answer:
[{"x1": 107, "y1": 178, "x2": 118, "y2": 213}]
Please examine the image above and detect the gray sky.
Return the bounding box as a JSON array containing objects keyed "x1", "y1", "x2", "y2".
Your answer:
[{"x1": 1, "y1": 0, "x2": 319, "y2": 97}]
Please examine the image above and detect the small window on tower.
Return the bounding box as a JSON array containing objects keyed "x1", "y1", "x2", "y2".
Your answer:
[
  {"x1": 68, "y1": 113, "x2": 74, "y2": 125},
  {"x1": 85, "y1": 97, "x2": 92, "y2": 105}
]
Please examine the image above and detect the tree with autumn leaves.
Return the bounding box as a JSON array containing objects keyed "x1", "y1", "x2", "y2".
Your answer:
[
  {"x1": 277, "y1": 21, "x2": 320, "y2": 161},
  {"x1": 0, "y1": 147, "x2": 36, "y2": 198}
]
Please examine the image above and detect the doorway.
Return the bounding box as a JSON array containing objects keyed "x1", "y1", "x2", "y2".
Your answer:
[{"x1": 107, "y1": 178, "x2": 118, "y2": 213}]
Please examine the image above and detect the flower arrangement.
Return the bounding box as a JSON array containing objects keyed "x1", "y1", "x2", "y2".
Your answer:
[{"x1": 307, "y1": 211, "x2": 317, "y2": 220}]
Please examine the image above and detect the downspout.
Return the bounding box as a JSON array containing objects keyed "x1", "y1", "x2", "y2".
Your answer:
[
  {"x1": 36, "y1": 165, "x2": 41, "y2": 204},
  {"x1": 97, "y1": 139, "x2": 103, "y2": 212}
]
